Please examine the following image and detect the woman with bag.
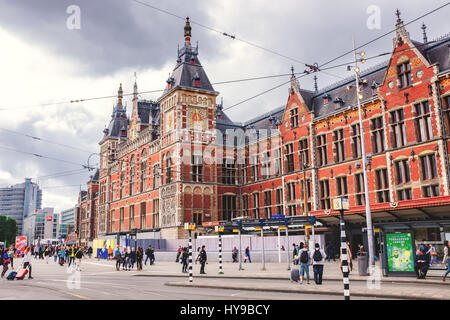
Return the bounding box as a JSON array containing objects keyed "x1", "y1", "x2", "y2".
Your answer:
[{"x1": 340, "y1": 241, "x2": 353, "y2": 273}]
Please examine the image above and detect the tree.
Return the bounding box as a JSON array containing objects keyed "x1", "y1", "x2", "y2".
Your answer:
[{"x1": 0, "y1": 215, "x2": 18, "y2": 247}]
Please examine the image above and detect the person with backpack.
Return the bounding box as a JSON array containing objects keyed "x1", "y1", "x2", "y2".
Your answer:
[
  {"x1": 59, "y1": 247, "x2": 66, "y2": 266},
  {"x1": 415, "y1": 244, "x2": 430, "y2": 279},
  {"x1": 7, "y1": 248, "x2": 14, "y2": 269},
  {"x1": 297, "y1": 242, "x2": 311, "y2": 284},
  {"x1": 311, "y1": 243, "x2": 327, "y2": 285}
]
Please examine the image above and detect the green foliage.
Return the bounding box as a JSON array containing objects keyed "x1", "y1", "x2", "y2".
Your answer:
[{"x1": 0, "y1": 215, "x2": 18, "y2": 247}]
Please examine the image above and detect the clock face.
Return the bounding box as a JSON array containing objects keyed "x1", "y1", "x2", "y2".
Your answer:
[
  {"x1": 416, "y1": 70, "x2": 424, "y2": 79},
  {"x1": 388, "y1": 81, "x2": 395, "y2": 89},
  {"x1": 188, "y1": 107, "x2": 207, "y2": 130}
]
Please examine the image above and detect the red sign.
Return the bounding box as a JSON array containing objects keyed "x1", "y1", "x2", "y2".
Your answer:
[
  {"x1": 15, "y1": 236, "x2": 27, "y2": 252},
  {"x1": 46, "y1": 216, "x2": 53, "y2": 221}
]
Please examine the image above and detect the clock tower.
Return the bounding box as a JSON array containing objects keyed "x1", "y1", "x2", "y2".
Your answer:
[{"x1": 157, "y1": 17, "x2": 219, "y2": 239}]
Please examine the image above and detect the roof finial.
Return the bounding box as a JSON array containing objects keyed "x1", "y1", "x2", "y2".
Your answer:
[
  {"x1": 133, "y1": 73, "x2": 138, "y2": 100},
  {"x1": 395, "y1": 9, "x2": 402, "y2": 23},
  {"x1": 118, "y1": 83, "x2": 123, "y2": 106},
  {"x1": 184, "y1": 17, "x2": 192, "y2": 46},
  {"x1": 313, "y1": 75, "x2": 318, "y2": 92},
  {"x1": 422, "y1": 23, "x2": 428, "y2": 43},
  {"x1": 291, "y1": 65, "x2": 294, "y2": 76}
]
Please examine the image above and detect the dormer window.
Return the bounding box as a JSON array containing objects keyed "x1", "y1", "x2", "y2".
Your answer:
[
  {"x1": 193, "y1": 72, "x2": 200, "y2": 87},
  {"x1": 121, "y1": 130, "x2": 126, "y2": 137},
  {"x1": 191, "y1": 58, "x2": 195, "y2": 64},
  {"x1": 397, "y1": 62, "x2": 412, "y2": 88},
  {"x1": 333, "y1": 97, "x2": 344, "y2": 109},
  {"x1": 322, "y1": 93, "x2": 331, "y2": 104}
]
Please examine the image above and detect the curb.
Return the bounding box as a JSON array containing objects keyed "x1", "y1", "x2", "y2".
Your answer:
[
  {"x1": 134, "y1": 273, "x2": 448, "y2": 286},
  {"x1": 164, "y1": 281, "x2": 442, "y2": 300}
]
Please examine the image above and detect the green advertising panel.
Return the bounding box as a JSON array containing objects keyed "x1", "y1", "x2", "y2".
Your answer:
[{"x1": 386, "y1": 233, "x2": 414, "y2": 272}]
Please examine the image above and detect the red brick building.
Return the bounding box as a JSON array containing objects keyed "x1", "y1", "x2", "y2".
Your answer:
[{"x1": 76, "y1": 14, "x2": 450, "y2": 250}]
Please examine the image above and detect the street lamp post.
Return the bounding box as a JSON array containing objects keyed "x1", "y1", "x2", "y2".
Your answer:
[{"x1": 351, "y1": 36, "x2": 375, "y2": 268}]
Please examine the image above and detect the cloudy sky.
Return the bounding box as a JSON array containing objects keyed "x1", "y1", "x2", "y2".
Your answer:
[{"x1": 0, "y1": 0, "x2": 448, "y2": 214}]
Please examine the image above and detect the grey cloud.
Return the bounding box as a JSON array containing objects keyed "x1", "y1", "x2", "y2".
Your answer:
[{"x1": 0, "y1": 0, "x2": 221, "y2": 75}]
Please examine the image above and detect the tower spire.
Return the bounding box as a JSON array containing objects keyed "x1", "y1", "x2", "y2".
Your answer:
[
  {"x1": 133, "y1": 72, "x2": 138, "y2": 101},
  {"x1": 117, "y1": 83, "x2": 123, "y2": 106},
  {"x1": 184, "y1": 17, "x2": 192, "y2": 46},
  {"x1": 422, "y1": 23, "x2": 428, "y2": 43}
]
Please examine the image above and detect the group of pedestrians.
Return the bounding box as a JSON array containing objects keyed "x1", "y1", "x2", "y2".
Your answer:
[
  {"x1": 292, "y1": 242, "x2": 327, "y2": 285},
  {"x1": 415, "y1": 240, "x2": 450, "y2": 281},
  {"x1": 178, "y1": 245, "x2": 207, "y2": 274},
  {"x1": 113, "y1": 246, "x2": 150, "y2": 271}
]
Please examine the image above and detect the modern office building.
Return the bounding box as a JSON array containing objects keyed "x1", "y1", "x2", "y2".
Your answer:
[
  {"x1": 60, "y1": 207, "x2": 76, "y2": 225},
  {"x1": 0, "y1": 178, "x2": 42, "y2": 235}
]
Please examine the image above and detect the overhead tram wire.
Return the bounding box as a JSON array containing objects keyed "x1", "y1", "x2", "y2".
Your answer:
[
  {"x1": 130, "y1": 0, "x2": 311, "y2": 66},
  {"x1": 318, "y1": 2, "x2": 450, "y2": 69},
  {"x1": 0, "y1": 145, "x2": 97, "y2": 170},
  {"x1": 1, "y1": 37, "x2": 440, "y2": 114},
  {"x1": 0, "y1": 128, "x2": 99, "y2": 155}
]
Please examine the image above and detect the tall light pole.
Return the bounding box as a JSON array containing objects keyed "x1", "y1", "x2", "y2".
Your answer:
[{"x1": 351, "y1": 35, "x2": 375, "y2": 268}]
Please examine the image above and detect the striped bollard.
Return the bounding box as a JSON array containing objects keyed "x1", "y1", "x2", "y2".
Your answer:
[
  {"x1": 340, "y1": 209, "x2": 350, "y2": 300},
  {"x1": 218, "y1": 232, "x2": 223, "y2": 274},
  {"x1": 188, "y1": 229, "x2": 193, "y2": 282}
]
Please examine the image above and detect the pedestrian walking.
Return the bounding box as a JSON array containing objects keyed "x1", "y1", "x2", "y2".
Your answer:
[
  {"x1": 59, "y1": 247, "x2": 66, "y2": 266},
  {"x1": 34, "y1": 246, "x2": 39, "y2": 259},
  {"x1": 23, "y1": 247, "x2": 33, "y2": 279},
  {"x1": 145, "y1": 246, "x2": 152, "y2": 265},
  {"x1": 311, "y1": 243, "x2": 326, "y2": 285},
  {"x1": 195, "y1": 247, "x2": 201, "y2": 264},
  {"x1": 340, "y1": 241, "x2": 353, "y2": 272},
  {"x1": 53, "y1": 247, "x2": 58, "y2": 263},
  {"x1": 75, "y1": 247, "x2": 84, "y2": 271},
  {"x1": 298, "y1": 242, "x2": 311, "y2": 284},
  {"x1": 429, "y1": 244, "x2": 438, "y2": 266},
  {"x1": 199, "y1": 245, "x2": 207, "y2": 274},
  {"x1": 108, "y1": 247, "x2": 113, "y2": 260},
  {"x1": 1, "y1": 250, "x2": 10, "y2": 279},
  {"x1": 87, "y1": 246, "x2": 93, "y2": 259},
  {"x1": 232, "y1": 246, "x2": 238, "y2": 263},
  {"x1": 181, "y1": 247, "x2": 189, "y2": 273},
  {"x1": 442, "y1": 240, "x2": 449, "y2": 282},
  {"x1": 415, "y1": 244, "x2": 430, "y2": 279},
  {"x1": 8, "y1": 248, "x2": 14, "y2": 269},
  {"x1": 149, "y1": 246, "x2": 155, "y2": 265},
  {"x1": 68, "y1": 245, "x2": 75, "y2": 267},
  {"x1": 175, "y1": 246, "x2": 182, "y2": 263},
  {"x1": 244, "y1": 246, "x2": 251, "y2": 263},
  {"x1": 44, "y1": 247, "x2": 51, "y2": 264},
  {"x1": 136, "y1": 247, "x2": 143, "y2": 271},
  {"x1": 130, "y1": 247, "x2": 137, "y2": 270},
  {"x1": 292, "y1": 244, "x2": 298, "y2": 265},
  {"x1": 122, "y1": 247, "x2": 129, "y2": 271},
  {"x1": 114, "y1": 246, "x2": 121, "y2": 271}
]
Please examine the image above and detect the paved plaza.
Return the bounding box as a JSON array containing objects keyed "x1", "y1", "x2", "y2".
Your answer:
[{"x1": 0, "y1": 255, "x2": 448, "y2": 300}]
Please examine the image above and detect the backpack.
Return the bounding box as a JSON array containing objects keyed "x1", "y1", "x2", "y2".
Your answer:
[
  {"x1": 313, "y1": 249, "x2": 323, "y2": 262},
  {"x1": 300, "y1": 250, "x2": 309, "y2": 263}
]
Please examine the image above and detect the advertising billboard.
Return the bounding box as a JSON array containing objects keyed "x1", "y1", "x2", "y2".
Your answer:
[
  {"x1": 46, "y1": 215, "x2": 53, "y2": 222},
  {"x1": 386, "y1": 232, "x2": 415, "y2": 273},
  {"x1": 15, "y1": 236, "x2": 27, "y2": 253}
]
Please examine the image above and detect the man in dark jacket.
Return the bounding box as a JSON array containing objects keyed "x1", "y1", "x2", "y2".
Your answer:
[
  {"x1": 199, "y1": 246, "x2": 207, "y2": 274},
  {"x1": 149, "y1": 246, "x2": 155, "y2": 265},
  {"x1": 145, "y1": 246, "x2": 152, "y2": 265},
  {"x1": 415, "y1": 245, "x2": 431, "y2": 279}
]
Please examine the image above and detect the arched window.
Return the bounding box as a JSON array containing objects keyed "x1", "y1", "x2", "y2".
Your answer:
[
  {"x1": 140, "y1": 149, "x2": 148, "y2": 193},
  {"x1": 130, "y1": 155, "x2": 136, "y2": 196}
]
